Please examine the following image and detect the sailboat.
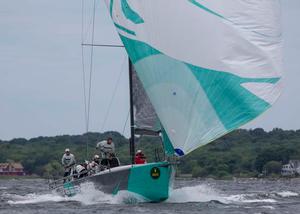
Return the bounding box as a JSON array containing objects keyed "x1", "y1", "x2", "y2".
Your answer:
[{"x1": 50, "y1": 0, "x2": 282, "y2": 202}]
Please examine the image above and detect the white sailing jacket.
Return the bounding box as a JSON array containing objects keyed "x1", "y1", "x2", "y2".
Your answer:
[{"x1": 61, "y1": 153, "x2": 76, "y2": 168}]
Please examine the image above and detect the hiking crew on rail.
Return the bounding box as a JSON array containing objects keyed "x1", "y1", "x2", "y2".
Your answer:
[{"x1": 61, "y1": 137, "x2": 151, "y2": 181}]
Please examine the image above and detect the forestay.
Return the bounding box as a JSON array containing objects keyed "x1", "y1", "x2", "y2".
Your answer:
[{"x1": 105, "y1": 0, "x2": 283, "y2": 156}]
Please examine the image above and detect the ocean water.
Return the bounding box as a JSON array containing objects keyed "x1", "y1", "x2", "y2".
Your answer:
[{"x1": 1, "y1": 178, "x2": 300, "y2": 214}]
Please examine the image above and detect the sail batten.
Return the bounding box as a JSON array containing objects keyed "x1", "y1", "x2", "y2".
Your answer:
[{"x1": 105, "y1": 0, "x2": 283, "y2": 156}]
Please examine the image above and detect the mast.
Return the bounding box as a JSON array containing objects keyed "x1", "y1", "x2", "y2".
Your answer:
[{"x1": 128, "y1": 59, "x2": 135, "y2": 164}]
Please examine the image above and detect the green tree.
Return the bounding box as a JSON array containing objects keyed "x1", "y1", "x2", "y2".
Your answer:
[{"x1": 263, "y1": 161, "x2": 282, "y2": 175}]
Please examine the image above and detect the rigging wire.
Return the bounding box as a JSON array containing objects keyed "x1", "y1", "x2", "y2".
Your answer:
[
  {"x1": 81, "y1": 0, "x2": 89, "y2": 160},
  {"x1": 81, "y1": 0, "x2": 88, "y2": 133},
  {"x1": 122, "y1": 109, "x2": 130, "y2": 136},
  {"x1": 100, "y1": 55, "x2": 127, "y2": 132},
  {"x1": 81, "y1": 0, "x2": 97, "y2": 159},
  {"x1": 87, "y1": 0, "x2": 96, "y2": 133},
  {"x1": 82, "y1": 0, "x2": 101, "y2": 45},
  {"x1": 86, "y1": 0, "x2": 97, "y2": 159}
]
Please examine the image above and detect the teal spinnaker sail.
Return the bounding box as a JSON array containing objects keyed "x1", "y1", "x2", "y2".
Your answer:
[{"x1": 105, "y1": 0, "x2": 283, "y2": 156}]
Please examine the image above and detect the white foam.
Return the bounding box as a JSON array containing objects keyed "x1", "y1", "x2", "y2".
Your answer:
[
  {"x1": 70, "y1": 182, "x2": 114, "y2": 205},
  {"x1": 167, "y1": 184, "x2": 227, "y2": 203},
  {"x1": 72, "y1": 182, "x2": 147, "y2": 205},
  {"x1": 7, "y1": 193, "x2": 66, "y2": 204},
  {"x1": 6, "y1": 182, "x2": 147, "y2": 205},
  {"x1": 5, "y1": 183, "x2": 279, "y2": 205},
  {"x1": 261, "y1": 205, "x2": 275, "y2": 210},
  {"x1": 240, "y1": 198, "x2": 276, "y2": 203},
  {"x1": 225, "y1": 194, "x2": 276, "y2": 204},
  {"x1": 167, "y1": 184, "x2": 276, "y2": 204},
  {"x1": 276, "y1": 191, "x2": 299, "y2": 198}
]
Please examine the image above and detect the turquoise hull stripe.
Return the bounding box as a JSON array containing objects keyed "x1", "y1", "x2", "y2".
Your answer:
[
  {"x1": 63, "y1": 182, "x2": 77, "y2": 197},
  {"x1": 121, "y1": 0, "x2": 144, "y2": 24},
  {"x1": 127, "y1": 162, "x2": 172, "y2": 202}
]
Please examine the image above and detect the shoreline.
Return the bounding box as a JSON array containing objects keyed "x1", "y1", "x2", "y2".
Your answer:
[{"x1": 0, "y1": 175, "x2": 41, "y2": 180}]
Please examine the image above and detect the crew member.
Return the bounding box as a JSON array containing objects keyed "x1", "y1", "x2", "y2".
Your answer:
[
  {"x1": 61, "y1": 148, "x2": 76, "y2": 182},
  {"x1": 96, "y1": 137, "x2": 119, "y2": 167},
  {"x1": 96, "y1": 137, "x2": 115, "y2": 158},
  {"x1": 134, "y1": 150, "x2": 147, "y2": 164},
  {"x1": 93, "y1": 154, "x2": 100, "y2": 165},
  {"x1": 89, "y1": 155, "x2": 101, "y2": 173},
  {"x1": 75, "y1": 161, "x2": 89, "y2": 178}
]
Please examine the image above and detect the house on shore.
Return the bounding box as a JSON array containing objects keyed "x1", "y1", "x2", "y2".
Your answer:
[
  {"x1": 0, "y1": 162, "x2": 25, "y2": 176},
  {"x1": 281, "y1": 160, "x2": 300, "y2": 177}
]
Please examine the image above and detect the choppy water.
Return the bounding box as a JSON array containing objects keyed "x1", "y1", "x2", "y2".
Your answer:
[{"x1": 1, "y1": 178, "x2": 300, "y2": 214}]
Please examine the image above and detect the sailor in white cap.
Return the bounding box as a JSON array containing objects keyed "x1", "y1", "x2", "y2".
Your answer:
[{"x1": 61, "y1": 148, "x2": 76, "y2": 181}]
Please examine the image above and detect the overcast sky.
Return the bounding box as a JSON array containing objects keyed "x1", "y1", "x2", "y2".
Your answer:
[{"x1": 0, "y1": 0, "x2": 299, "y2": 140}]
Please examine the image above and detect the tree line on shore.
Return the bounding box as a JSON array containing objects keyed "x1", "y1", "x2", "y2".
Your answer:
[{"x1": 1, "y1": 128, "x2": 300, "y2": 178}]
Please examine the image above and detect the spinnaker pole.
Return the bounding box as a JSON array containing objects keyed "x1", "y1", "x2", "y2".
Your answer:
[{"x1": 128, "y1": 59, "x2": 135, "y2": 164}]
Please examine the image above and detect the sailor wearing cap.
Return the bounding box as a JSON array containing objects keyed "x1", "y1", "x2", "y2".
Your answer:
[
  {"x1": 134, "y1": 150, "x2": 147, "y2": 164},
  {"x1": 61, "y1": 148, "x2": 76, "y2": 181}
]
